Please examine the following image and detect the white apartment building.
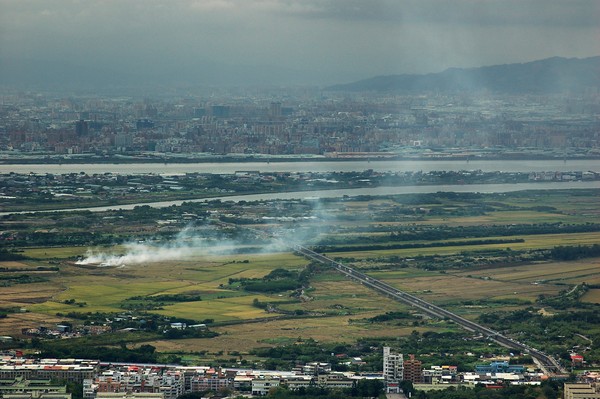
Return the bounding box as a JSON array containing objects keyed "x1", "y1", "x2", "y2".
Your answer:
[
  {"x1": 383, "y1": 347, "x2": 404, "y2": 394},
  {"x1": 251, "y1": 378, "x2": 280, "y2": 396}
]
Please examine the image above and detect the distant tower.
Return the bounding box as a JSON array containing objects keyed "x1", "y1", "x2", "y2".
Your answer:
[
  {"x1": 75, "y1": 119, "x2": 89, "y2": 136},
  {"x1": 383, "y1": 347, "x2": 403, "y2": 394},
  {"x1": 211, "y1": 105, "x2": 230, "y2": 118},
  {"x1": 269, "y1": 102, "x2": 282, "y2": 119}
]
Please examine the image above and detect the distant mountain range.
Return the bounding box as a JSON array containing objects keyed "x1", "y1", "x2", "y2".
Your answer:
[
  {"x1": 326, "y1": 56, "x2": 600, "y2": 94},
  {"x1": 1, "y1": 55, "x2": 598, "y2": 93}
]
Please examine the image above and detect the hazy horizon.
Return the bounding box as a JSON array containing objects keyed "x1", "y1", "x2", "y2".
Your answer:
[{"x1": 1, "y1": 0, "x2": 599, "y2": 88}]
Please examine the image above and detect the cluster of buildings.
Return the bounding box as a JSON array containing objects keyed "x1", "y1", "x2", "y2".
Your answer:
[
  {"x1": 0, "y1": 357, "x2": 378, "y2": 398},
  {"x1": 1, "y1": 91, "x2": 598, "y2": 158},
  {"x1": 21, "y1": 325, "x2": 111, "y2": 340},
  {"x1": 527, "y1": 171, "x2": 598, "y2": 181},
  {"x1": 2, "y1": 349, "x2": 600, "y2": 398},
  {"x1": 381, "y1": 347, "x2": 565, "y2": 394}
]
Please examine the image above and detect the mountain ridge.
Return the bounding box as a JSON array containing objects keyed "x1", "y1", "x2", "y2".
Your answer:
[{"x1": 326, "y1": 56, "x2": 600, "y2": 93}]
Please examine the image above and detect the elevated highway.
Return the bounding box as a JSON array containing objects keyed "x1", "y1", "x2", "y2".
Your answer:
[{"x1": 291, "y1": 244, "x2": 565, "y2": 375}]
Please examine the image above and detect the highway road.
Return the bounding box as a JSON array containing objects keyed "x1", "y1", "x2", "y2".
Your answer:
[{"x1": 291, "y1": 244, "x2": 566, "y2": 375}]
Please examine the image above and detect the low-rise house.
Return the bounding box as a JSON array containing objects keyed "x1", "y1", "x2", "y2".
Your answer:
[{"x1": 251, "y1": 377, "x2": 280, "y2": 396}]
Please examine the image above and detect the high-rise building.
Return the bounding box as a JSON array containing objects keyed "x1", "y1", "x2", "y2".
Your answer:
[
  {"x1": 269, "y1": 102, "x2": 282, "y2": 119},
  {"x1": 403, "y1": 354, "x2": 423, "y2": 383},
  {"x1": 211, "y1": 105, "x2": 230, "y2": 118},
  {"x1": 382, "y1": 347, "x2": 403, "y2": 394},
  {"x1": 75, "y1": 119, "x2": 89, "y2": 136}
]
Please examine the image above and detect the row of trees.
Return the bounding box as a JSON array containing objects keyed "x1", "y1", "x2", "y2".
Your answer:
[
  {"x1": 407, "y1": 383, "x2": 559, "y2": 399},
  {"x1": 550, "y1": 244, "x2": 600, "y2": 260},
  {"x1": 312, "y1": 238, "x2": 524, "y2": 253},
  {"x1": 318, "y1": 223, "x2": 600, "y2": 246},
  {"x1": 263, "y1": 380, "x2": 385, "y2": 398}
]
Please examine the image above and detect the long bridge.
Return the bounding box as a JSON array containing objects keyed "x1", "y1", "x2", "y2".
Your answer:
[{"x1": 290, "y1": 243, "x2": 566, "y2": 375}]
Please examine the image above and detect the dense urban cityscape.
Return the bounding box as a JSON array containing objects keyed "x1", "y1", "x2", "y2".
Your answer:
[{"x1": 1, "y1": 90, "x2": 598, "y2": 161}]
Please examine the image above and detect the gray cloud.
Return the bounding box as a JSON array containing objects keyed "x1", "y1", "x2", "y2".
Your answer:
[
  {"x1": 0, "y1": 0, "x2": 598, "y2": 85},
  {"x1": 276, "y1": 0, "x2": 599, "y2": 27}
]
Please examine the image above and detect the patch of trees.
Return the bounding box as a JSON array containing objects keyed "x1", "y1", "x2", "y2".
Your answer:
[
  {"x1": 62, "y1": 299, "x2": 87, "y2": 307},
  {"x1": 550, "y1": 244, "x2": 600, "y2": 261},
  {"x1": 162, "y1": 328, "x2": 218, "y2": 339},
  {"x1": 364, "y1": 311, "x2": 413, "y2": 323},
  {"x1": 38, "y1": 342, "x2": 158, "y2": 363},
  {"x1": 0, "y1": 249, "x2": 28, "y2": 261},
  {"x1": 373, "y1": 243, "x2": 595, "y2": 271},
  {"x1": 316, "y1": 223, "x2": 600, "y2": 246},
  {"x1": 537, "y1": 284, "x2": 589, "y2": 310},
  {"x1": 128, "y1": 292, "x2": 202, "y2": 302},
  {"x1": 0, "y1": 307, "x2": 20, "y2": 319},
  {"x1": 252, "y1": 298, "x2": 269, "y2": 309},
  {"x1": 410, "y1": 384, "x2": 554, "y2": 399},
  {"x1": 460, "y1": 298, "x2": 531, "y2": 306},
  {"x1": 6, "y1": 231, "x2": 108, "y2": 248},
  {"x1": 230, "y1": 267, "x2": 307, "y2": 293},
  {"x1": 265, "y1": 379, "x2": 384, "y2": 398},
  {"x1": 0, "y1": 274, "x2": 48, "y2": 286},
  {"x1": 241, "y1": 279, "x2": 301, "y2": 293},
  {"x1": 251, "y1": 339, "x2": 352, "y2": 366}
]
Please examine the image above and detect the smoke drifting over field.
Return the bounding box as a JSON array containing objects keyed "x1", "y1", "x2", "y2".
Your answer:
[
  {"x1": 75, "y1": 197, "x2": 335, "y2": 267},
  {"x1": 75, "y1": 223, "x2": 293, "y2": 267},
  {"x1": 77, "y1": 242, "x2": 199, "y2": 267},
  {"x1": 77, "y1": 226, "x2": 238, "y2": 267}
]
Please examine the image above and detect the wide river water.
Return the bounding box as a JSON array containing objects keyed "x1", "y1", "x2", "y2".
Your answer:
[{"x1": 1, "y1": 159, "x2": 599, "y2": 175}]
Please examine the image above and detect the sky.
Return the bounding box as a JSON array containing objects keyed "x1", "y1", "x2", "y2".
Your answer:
[{"x1": 0, "y1": 0, "x2": 599, "y2": 85}]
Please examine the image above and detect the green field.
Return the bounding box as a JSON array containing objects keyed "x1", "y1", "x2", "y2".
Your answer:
[{"x1": 2, "y1": 188, "x2": 600, "y2": 358}]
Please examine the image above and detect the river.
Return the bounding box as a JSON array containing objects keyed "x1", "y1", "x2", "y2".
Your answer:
[
  {"x1": 1, "y1": 159, "x2": 598, "y2": 175},
  {"x1": 3, "y1": 180, "x2": 599, "y2": 216}
]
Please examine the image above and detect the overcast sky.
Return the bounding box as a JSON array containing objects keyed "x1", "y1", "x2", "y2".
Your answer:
[{"x1": 1, "y1": 0, "x2": 599, "y2": 85}]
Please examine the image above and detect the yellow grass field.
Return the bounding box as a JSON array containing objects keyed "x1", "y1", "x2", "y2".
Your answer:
[
  {"x1": 12, "y1": 252, "x2": 310, "y2": 330},
  {"x1": 326, "y1": 232, "x2": 600, "y2": 259},
  {"x1": 452, "y1": 258, "x2": 600, "y2": 285},
  {"x1": 377, "y1": 272, "x2": 558, "y2": 303},
  {"x1": 145, "y1": 318, "x2": 427, "y2": 354},
  {"x1": 143, "y1": 275, "x2": 434, "y2": 353},
  {"x1": 5, "y1": 248, "x2": 600, "y2": 348},
  {"x1": 582, "y1": 289, "x2": 600, "y2": 304}
]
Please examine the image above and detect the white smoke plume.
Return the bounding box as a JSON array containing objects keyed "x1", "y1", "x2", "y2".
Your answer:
[
  {"x1": 75, "y1": 222, "x2": 295, "y2": 267},
  {"x1": 75, "y1": 198, "x2": 335, "y2": 267},
  {"x1": 76, "y1": 225, "x2": 228, "y2": 267},
  {"x1": 76, "y1": 243, "x2": 199, "y2": 267}
]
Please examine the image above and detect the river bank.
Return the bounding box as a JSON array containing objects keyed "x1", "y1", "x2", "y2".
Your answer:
[
  {"x1": 1, "y1": 159, "x2": 599, "y2": 175},
  {"x1": 1, "y1": 151, "x2": 599, "y2": 166},
  {"x1": 2, "y1": 181, "x2": 599, "y2": 216}
]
